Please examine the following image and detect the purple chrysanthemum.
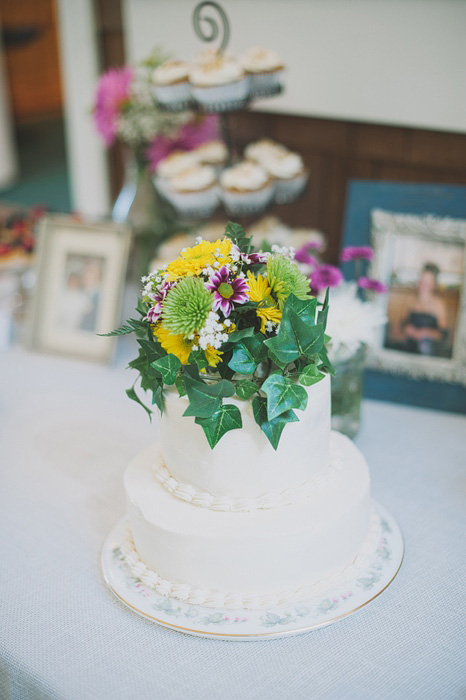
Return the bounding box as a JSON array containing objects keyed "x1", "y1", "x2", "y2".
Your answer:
[
  {"x1": 340, "y1": 246, "x2": 374, "y2": 262},
  {"x1": 294, "y1": 242, "x2": 322, "y2": 264},
  {"x1": 144, "y1": 280, "x2": 176, "y2": 323},
  {"x1": 310, "y1": 264, "x2": 344, "y2": 293},
  {"x1": 146, "y1": 115, "x2": 220, "y2": 172},
  {"x1": 207, "y1": 266, "x2": 249, "y2": 317},
  {"x1": 94, "y1": 67, "x2": 133, "y2": 146},
  {"x1": 358, "y1": 277, "x2": 387, "y2": 293}
]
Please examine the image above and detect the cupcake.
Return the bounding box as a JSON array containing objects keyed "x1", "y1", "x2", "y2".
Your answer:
[
  {"x1": 244, "y1": 139, "x2": 288, "y2": 164},
  {"x1": 166, "y1": 165, "x2": 219, "y2": 219},
  {"x1": 154, "y1": 150, "x2": 198, "y2": 197},
  {"x1": 193, "y1": 140, "x2": 228, "y2": 173},
  {"x1": 241, "y1": 47, "x2": 285, "y2": 97},
  {"x1": 189, "y1": 55, "x2": 250, "y2": 111},
  {"x1": 152, "y1": 60, "x2": 192, "y2": 110},
  {"x1": 219, "y1": 161, "x2": 275, "y2": 216},
  {"x1": 261, "y1": 151, "x2": 309, "y2": 204}
]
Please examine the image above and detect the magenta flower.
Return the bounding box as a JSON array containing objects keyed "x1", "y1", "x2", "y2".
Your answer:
[
  {"x1": 310, "y1": 264, "x2": 344, "y2": 293},
  {"x1": 208, "y1": 266, "x2": 249, "y2": 317},
  {"x1": 146, "y1": 115, "x2": 220, "y2": 172},
  {"x1": 240, "y1": 251, "x2": 269, "y2": 265},
  {"x1": 94, "y1": 67, "x2": 133, "y2": 146},
  {"x1": 144, "y1": 280, "x2": 176, "y2": 323},
  {"x1": 295, "y1": 242, "x2": 322, "y2": 265},
  {"x1": 358, "y1": 277, "x2": 387, "y2": 293},
  {"x1": 340, "y1": 246, "x2": 373, "y2": 262}
]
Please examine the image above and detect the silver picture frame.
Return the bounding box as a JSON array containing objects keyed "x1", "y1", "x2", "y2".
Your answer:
[
  {"x1": 367, "y1": 208, "x2": 466, "y2": 386},
  {"x1": 29, "y1": 215, "x2": 131, "y2": 363}
]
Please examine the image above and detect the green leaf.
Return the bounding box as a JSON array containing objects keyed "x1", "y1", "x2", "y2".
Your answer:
[
  {"x1": 234, "y1": 378, "x2": 259, "y2": 399},
  {"x1": 151, "y1": 383, "x2": 164, "y2": 412},
  {"x1": 318, "y1": 347, "x2": 336, "y2": 377},
  {"x1": 261, "y1": 373, "x2": 308, "y2": 421},
  {"x1": 227, "y1": 326, "x2": 255, "y2": 343},
  {"x1": 228, "y1": 334, "x2": 267, "y2": 374},
  {"x1": 299, "y1": 363, "x2": 325, "y2": 386},
  {"x1": 224, "y1": 221, "x2": 253, "y2": 253},
  {"x1": 128, "y1": 349, "x2": 149, "y2": 373},
  {"x1": 318, "y1": 287, "x2": 330, "y2": 330},
  {"x1": 137, "y1": 338, "x2": 164, "y2": 363},
  {"x1": 285, "y1": 294, "x2": 317, "y2": 326},
  {"x1": 126, "y1": 386, "x2": 152, "y2": 420},
  {"x1": 195, "y1": 404, "x2": 242, "y2": 449},
  {"x1": 188, "y1": 347, "x2": 209, "y2": 371},
  {"x1": 183, "y1": 377, "x2": 235, "y2": 418},
  {"x1": 99, "y1": 317, "x2": 146, "y2": 337},
  {"x1": 252, "y1": 396, "x2": 299, "y2": 450},
  {"x1": 175, "y1": 374, "x2": 187, "y2": 397},
  {"x1": 264, "y1": 308, "x2": 324, "y2": 364},
  {"x1": 150, "y1": 353, "x2": 181, "y2": 384}
]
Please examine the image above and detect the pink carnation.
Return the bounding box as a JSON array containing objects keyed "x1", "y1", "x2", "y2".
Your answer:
[
  {"x1": 340, "y1": 246, "x2": 373, "y2": 262},
  {"x1": 310, "y1": 264, "x2": 344, "y2": 293},
  {"x1": 146, "y1": 115, "x2": 220, "y2": 172},
  {"x1": 358, "y1": 277, "x2": 387, "y2": 293},
  {"x1": 94, "y1": 67, "x2": 133, "y2": 146}
]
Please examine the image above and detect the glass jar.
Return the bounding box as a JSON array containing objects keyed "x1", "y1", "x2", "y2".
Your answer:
[{"x1": 330, "y1": 345, "x2": 366, "y2": 439}]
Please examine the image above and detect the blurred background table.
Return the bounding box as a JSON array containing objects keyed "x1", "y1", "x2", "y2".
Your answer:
[{"x1": 1, "y1": 347, "x2": 465, "y2": 700}]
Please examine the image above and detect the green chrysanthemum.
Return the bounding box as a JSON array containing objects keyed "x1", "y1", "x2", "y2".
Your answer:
[
  {"x1": 162, "y1": 276, "x2": 213, "y2": 337},
  {"x1": 266, "y1": 255, "x2": 311, "y2": 309}
]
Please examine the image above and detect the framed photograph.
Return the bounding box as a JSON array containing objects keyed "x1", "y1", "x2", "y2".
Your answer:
[
  {"x1": 29, "y1": 216, "x2": 131, "y2": 363},
  {"x1": 341, "y1": 181, "x2": 466, "y2": 412},
  {"x1": 368, "y1": 209, "x2": 466, "y2": 385}
]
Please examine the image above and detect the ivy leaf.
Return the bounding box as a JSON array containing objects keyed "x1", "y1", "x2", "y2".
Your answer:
[
  {"x1": 235, "y1": 378, "x2": 259, "y2": 399},
  {"x1": 195, "y1": 404, "x2": 242, "y2": 449},
  {"x1": 126, "y1": 386, "x2": 152, "y2": 420},
  {"x1": 299, "y1": 363, "x2": 325, "y2": 386},
  {"x1": 137, "y1": 338, "x2": 164, "y2": 363},
  {"x1": 151, "y1": 382, "x2": 164, "y2": 412},
  {"x1": 175, "y1": 374, "x2": 187, "y2": 397},
  {"x1": 188, "y1": 347, "x2": 209, "y2": 371},
  {"x1": 318, "y1": 346, "x2": 336, "y2": 377},
  {"x1": 183, "y1": 376, "x2": 235, "y2": 418},
  {"x1": 228, "y1": 334, "x2": 267, "y2": 374},
  {"x1": 224, "y1": 221, "x2": 253, "y2": 253},
  {"x1": 136, "y1": 298, "x2": 150, "y2": 317},
  {"x1": 261, "y1": 373, "x2": 308, "y2": 421},
  {"x1": 285, "y1": 294, "x2": 317, "y2": 326},
  {"x1": 318, "y1": 287, "x2": 330, "y2": 330},
  {"x1": 128, "y1": 349, "x2": 149, "y2": 373},
  {"x1": 264, "y1": 308, "x2": 324, "y2": 364},
  {"x1": 252, "y1": 396, "x2": 299, "y2": 450},
  {"x1": 227, "y1": 326, "x2": 255, "y2": 343},
  {"x1": 150, "y1": 353, "x2": 181, "y2": 384}
]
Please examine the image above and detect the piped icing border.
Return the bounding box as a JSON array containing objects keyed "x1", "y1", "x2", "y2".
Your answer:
[
  {"x1": 118, "y1": 510, "x2": 381, "y2": 610},
  {"x1": 153, "y1": 445, "x2": 344, "y2": 512}
]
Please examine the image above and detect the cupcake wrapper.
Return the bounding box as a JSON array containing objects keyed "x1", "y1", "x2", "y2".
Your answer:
[
  {"x1": 153, "y1": 82, "x2": 192, "y2": 109},
  {"x1": 221, "y1": 183, "x2": 276, "y2": 216},
  {"x1": 191, "y1": 77, "x2": 251, "y2": 112},
  {"x1": 274, "y1": 172, "x2": 309, "y2": 204},
  {"x1": 165, "y1": 186, "x2": 219, "y2": 218},
  {"x1": 249, "y1": 70, "x2": 284, "y2": 98}
]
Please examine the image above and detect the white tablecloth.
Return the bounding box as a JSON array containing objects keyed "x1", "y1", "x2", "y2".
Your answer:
[{"x1": 1, "y1": 347, "x2": 465, "y2": 700}]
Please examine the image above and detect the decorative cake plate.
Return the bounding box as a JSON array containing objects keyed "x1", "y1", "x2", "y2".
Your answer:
[{"x1": 101, "y1": 500, "x2": 403, "y2": 641}]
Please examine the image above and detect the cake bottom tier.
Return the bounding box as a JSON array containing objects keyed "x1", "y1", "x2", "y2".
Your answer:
[{"x1": 124, "y1": 432, "x2": 376, "y2": 609}]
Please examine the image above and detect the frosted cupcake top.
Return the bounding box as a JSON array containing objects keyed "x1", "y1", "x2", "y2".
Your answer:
[
  {"x1": 220, "y1": 162, "x2": 270, "y2": 191},
  {"x1": 171, "y1": 165, "x2": 217, "y2": 192},
  {"x1": 194, "y1": 140, "x2": 228, "y2": 165},
  {"x1": 262, "y1": 152, "x2": 305, "y2": 179},
  {"x1": 189, "y1": 57, "x2": 245, "y2": 87},
  {"x1": 153, "y1": 60, "x2": 191, "y2": 86},
  {"x1": 241, "y1": 47, "x2": 284, "y2": 73},
  {"x1": 244, "y1": 139, "x2": 289, "y2": 164},
  {"x1": 157, "y1": 151, "x2": 198, "y2": 178}
]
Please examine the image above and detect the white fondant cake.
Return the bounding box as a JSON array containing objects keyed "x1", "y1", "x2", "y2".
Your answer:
[{"x1": 123, "y1": 376, "x2": 378, "y2": 609}]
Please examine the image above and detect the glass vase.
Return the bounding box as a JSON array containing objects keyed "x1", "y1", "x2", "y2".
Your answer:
[
  {"x1": 112, "y1": 150, "x2": 177, "y2": 282},
  {"x1": 330, "y1": 345, "x2": 366, "y2": 439}
]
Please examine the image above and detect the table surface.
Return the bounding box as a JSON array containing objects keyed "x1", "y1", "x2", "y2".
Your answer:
[{"x1": 1, "y1": 347, "x2": 465, "y2": 700}]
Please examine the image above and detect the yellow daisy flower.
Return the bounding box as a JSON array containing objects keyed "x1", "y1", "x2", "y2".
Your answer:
[
  {"x1": 166, "y1": 238, "x2": 233, "y2": 280},
  {"x1": 247, "y1": 271, "x2": 282, "y2": 333},
  {"x1": 204, "y1": 345, "x2": 223, "y2": 368},
  {"x1": 154, "y1": 326, "x2": 194, "y2": 365}
]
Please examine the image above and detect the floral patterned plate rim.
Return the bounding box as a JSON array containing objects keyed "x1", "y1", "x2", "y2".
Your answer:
[{"x1": 101, "y1": 499, "x2": 403, "y2": 641}]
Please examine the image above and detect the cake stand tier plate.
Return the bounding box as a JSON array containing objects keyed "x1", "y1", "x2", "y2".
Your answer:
[{"x1": 101, "y1": 500, "x2": 403, "y2": 641}]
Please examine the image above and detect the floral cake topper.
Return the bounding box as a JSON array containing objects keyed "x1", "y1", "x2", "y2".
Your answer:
[{"x1": 105, "y1": 223, "x2": 333, "y2": 449}]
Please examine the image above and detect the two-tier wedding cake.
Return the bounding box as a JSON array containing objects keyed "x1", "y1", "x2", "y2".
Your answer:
[{"x1": 110, "y1": 223, "x2": 380, "y2": 610}]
